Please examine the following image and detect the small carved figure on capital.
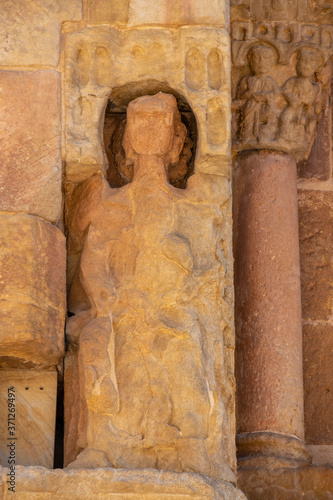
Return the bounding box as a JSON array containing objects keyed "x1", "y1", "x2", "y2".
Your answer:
[
  {"x1": 279, "y1": 47, "x2": 322, "y2": 150},
  {"x1": 236, "y1": 44, "x2": 279, "y2": 144}
]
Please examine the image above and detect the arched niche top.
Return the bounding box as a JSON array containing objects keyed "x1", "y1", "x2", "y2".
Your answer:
[{"x1": 104, "y1": 80, "x2": 198, "y2": 189}]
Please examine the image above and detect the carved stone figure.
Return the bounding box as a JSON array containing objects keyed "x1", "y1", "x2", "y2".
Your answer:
[
  {"x1": 237, "y1": 44, "x2": 279, "y2": 144},
  {"x1": 65, "y1": 93, "x2": 234, "y2": 482},
  {"x1": 232, "y1": 33, "x2": 330, "y2": 162},
  {"x1": 279, "y1": 47, "x2": 322, "y2": 151}
]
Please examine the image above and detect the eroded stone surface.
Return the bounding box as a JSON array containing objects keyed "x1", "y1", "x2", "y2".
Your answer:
[
  {"x1": 0, "y1": 371, "x2": 57, "y2": 468},
  {"x1": 299, "y1": 190, "x2": 333, "y2": 322},
  {"x1": 0, "y1": 0, "x2": 82, "y2": 66},
  {"x1": 231, "y1": 0, "x2": 333, "y2": 22},
  {"x1": 86, "y1": 0, "x2": 227, "y2": 27},
  {"x1": 64, "y1": 94, "x2": 235, "y2": 481},
  {"x1": 0, "y1": 466, "x2": 247, "y2": 499},
  {"x1": 303, "y1": 324, "x2": 333, "y2": 444},
  {"x1": 0, "y1": 70, "x2": 62, "y2": 223},
  {"x1": 232, "y1": 26, "x2": 332, "y2": 163},
  {"x1": 299, "y1": 91, "x2": 332, "y2": 180},
  {"x1": 64, "y1": 26, "x2": 231, "y2": 182},
  {"x1": 0, "y1": 213, "x2": 66, "y2": 368},
  {"x1": 238, "y1": 465, "x2": 333, "y2": 500},
  {"x1": 309, "y1": 445, "x2": 333, "y2": 466}
]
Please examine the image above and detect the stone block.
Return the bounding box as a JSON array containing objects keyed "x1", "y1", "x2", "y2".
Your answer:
[
  {"x1": 0, "y1": 70, "x2": 62, "y2": 223},
  {"x1": 298, "y1": 190, "x2": 333, "y2": 322},
  {"x1": 231, "y1": 0, "x2": 333, "y2": 23},
  {"x1": 0, "y1": 0, "x2": 82, "y2": 66},
  {"x1": 309, "y1": 445, "x2": 333, "y2": 466},
  {"x1": 86, "y1": 0, "x2": 129, "y2": 24},
  {"x1": 303, "y1": 323, "x2": 333, "y2": 444},
  {"x1": 86, "y1": 0, "x2": 227, "y2": 27},
  {"x1": 0, "y1": 213, "x2": 66, "y2": 369},
  {"x1": 238, "y1": 465, "x2": 333, "y2": 500},
  {"x1": 0, "y1": 370, "x2": 57, "y2": 468},
  {"x1": 0, "y1": 467, "x2": 247, "y2": 499}
]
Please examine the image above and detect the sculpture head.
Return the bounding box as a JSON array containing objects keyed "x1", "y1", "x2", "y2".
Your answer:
[
  {"x1": 248, "y1": 44, "x2": 278, "y2": 76},
  {"x1": 296, "y1": 48, "x2": 321, "y2": 78},
  {"x1": 122, "y1": 93, "x2": 187, "y2": 180},
  {"x1": 123, "y1": 93, "x2": 186, "y2": 157}
]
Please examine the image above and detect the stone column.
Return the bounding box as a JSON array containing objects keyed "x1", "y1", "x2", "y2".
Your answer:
[
  {"x1": 231, "y1": 18, "x2": 332, "y2": 467},
  {"x1": 233, "y1": 150, "x2": 311, "y2": 467}
]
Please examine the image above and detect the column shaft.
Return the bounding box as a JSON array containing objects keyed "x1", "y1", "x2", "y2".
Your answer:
[{"x1": 233, "y1": 150, "x2": 310, "y2": 466}]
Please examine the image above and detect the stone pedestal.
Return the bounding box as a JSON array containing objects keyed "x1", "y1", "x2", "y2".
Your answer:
[
  {"x1": 233, "y1": 150, "x2": 311, "y2": 467},
  {"x1": 0, "y1": 466, "x2": 247, "y2": 499}
]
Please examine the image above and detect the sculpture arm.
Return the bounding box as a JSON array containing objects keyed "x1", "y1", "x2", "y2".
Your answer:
[{"x1": 67, "y1": 173, "x2": 109, "y2": 251}]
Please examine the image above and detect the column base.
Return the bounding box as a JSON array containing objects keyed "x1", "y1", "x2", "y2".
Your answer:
[
  {"x1": 237, "y1": 432, "x2": 312, "y2": 469},
  {"x1": 0, "y1": 466, "x2": 247, "y2": 499}
]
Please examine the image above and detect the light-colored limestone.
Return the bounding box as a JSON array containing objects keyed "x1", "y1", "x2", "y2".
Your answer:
[
  {"x1": 64, "y1": 94, "x2": 236, "y2": 481},
  {"x1": 0, "y1": 370, "x2": 57, "y2": 468},
  {"x1": 0, "y1": 213, "x2": 66, "y2": 368},
  {"x1": 86, "y1": 0, "x2": 227, "y2": 27},
  {"x1": 64, "y1": 26, "x2": 231, "y2": 182},
  {"x1": 0, "y1": 70, "x2": 62, "y2": 223},
  {"x1": 0, "y1": 466, "x2": 247, "y2": 499},
  {"x1": 0, "y1": 0, "x2": 82, "y2": 66}
]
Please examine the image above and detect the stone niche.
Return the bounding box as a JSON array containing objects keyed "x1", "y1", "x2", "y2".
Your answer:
[
  {"x1": 103, "y1": 85, "x2": 198, "y2": 190},
  {"x1": 64, "y1": 26, "x2": 231, "y2": 184},
  {"x1": 58, "y1": 23, "x2": 246, "y2": 500}
]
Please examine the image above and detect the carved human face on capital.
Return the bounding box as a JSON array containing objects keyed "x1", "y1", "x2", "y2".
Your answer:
[
  {"x1": 249, "y1": 45, "x2": 277, "y2": 76},
  {"x1": 125, "y1": 96, "x2": 174, "y2": 156},
  {"x1": 296, "y1": 49, "x2": 320, "y2": 78}
]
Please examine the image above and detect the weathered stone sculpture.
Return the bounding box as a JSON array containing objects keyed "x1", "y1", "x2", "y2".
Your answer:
[
  {"x1": 236, "y1": 44, "x2": 279, "y2": 144},
  {"x1": 232, "y1": 23, "x2": 332, "y2": 163},
  {"x1": 279, "y1": 47, "x2": 322, "y2": 151},
  {"x1": 64, "y1": 93, "x2": 235, "y2": 483}
]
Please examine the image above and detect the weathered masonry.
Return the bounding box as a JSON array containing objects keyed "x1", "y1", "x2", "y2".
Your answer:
[{"x1": 1, "y1": 1, "x2": 333, "y2": 499}]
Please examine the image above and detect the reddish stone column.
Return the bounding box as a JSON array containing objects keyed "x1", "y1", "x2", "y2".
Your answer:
[{"x1": 233, "y1": 150, "x2": 311, "y2": 467}]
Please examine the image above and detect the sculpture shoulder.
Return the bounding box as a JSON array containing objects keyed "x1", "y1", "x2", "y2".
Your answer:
[
  {"x1": 67, "y1": 173, "x2": 110, "y2": 237},
  {"x1": 75, "y1": 173, "x2": 110, "y2": 206}
]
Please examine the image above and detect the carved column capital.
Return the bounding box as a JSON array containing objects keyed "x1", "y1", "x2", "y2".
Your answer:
[{"x1": 232, "y1": 20, "x2": 333, "y2": 163}]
